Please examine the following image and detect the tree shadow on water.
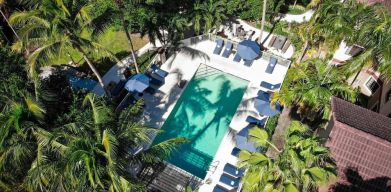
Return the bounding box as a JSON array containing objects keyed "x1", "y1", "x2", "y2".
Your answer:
[{"x1": 332, "y1": 167, "x2": 391, "y2": 192}]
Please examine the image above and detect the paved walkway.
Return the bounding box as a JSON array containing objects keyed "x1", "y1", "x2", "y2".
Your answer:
[{"x1": 279, "y1": 9, "x2": 315, "y2": 23}]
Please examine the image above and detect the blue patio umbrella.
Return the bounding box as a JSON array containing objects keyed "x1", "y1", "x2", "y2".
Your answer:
[
  {"x1": 254, "y1": 98, "x2": 281, "y2": 117},
  {"x1": 235, "y1": 126, "x2": 257, "y2": 152},
  {"x1": 237, "y1": 40, "x2": 261, "y2": 60},
  {"x1": 125, "y1": 73, "x2": 150, "y2": 93}
]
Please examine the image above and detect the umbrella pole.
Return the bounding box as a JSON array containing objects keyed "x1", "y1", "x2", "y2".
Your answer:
[{"x1": 116, "y1": 92, "x2": 132, "y2": 113}]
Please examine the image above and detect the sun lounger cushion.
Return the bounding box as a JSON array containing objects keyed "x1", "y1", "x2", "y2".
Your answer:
[
  {"x1": 151, "y1": 64, "x2": 169, "y2": 78},
  {"x1": 260, "y1": 81, "x2": 281, "y2": 90},
  {"x1": 213, "y1": 185, "x2": 230, "y2": 192},
  {"x1": 222, "y1": 42, "x2": 233, "y2": 58},
  {"x1": 213, "y1": 39, "x2": 224, "y2": 55},
  {"x1": 233, "y1": 53, "x2": 241, "y2": 62},
  {"x1": 244, "y1": 59, "x2": 253, "y2": 67},
  {"x1": 246, "y1": 116, "x2": 266, "y2": 127},
  {"x1": 223, "y1": 163, "x2": 245, "y2": 178},
  {"x1": 265, "y1": 57, "x2": 277, "y2": 74},
  {"x1": 231, "y1": 147, "x2": 241, "y2": 157},
  {"x1": 219, "y1": 174, "x2": 240, "y2": 188}
]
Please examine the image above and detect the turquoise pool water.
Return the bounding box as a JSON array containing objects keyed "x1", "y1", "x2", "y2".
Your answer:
[{"x1": 153, "y1": 66, "x2": 248, "y2": 178}]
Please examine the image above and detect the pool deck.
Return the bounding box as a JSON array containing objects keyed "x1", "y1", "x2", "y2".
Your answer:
[{"x1": 142, "y1": 39, "x2": 291, "y2": 191}]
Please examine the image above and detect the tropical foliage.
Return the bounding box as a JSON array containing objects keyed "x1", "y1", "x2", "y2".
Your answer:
[
  {"x1": 0, "y1": 93, "x2": 186, "y2": 191},
  {"x1": 307, "y1": 0, "x2": 391, "y2": 79},
  {"x1": 0, "y1": 43, "x2": 186, "y2": 191},
  {"x1": 273, "y1": 59, "x2": 357, "y2": 121},
  {"x1": 239, "y1": 121, "x2": 337, "y2": 192},
  {"x1": 24, "y1": 94, "x2": 186, "y2": 191},
  {"x1": 10, "y1": 0, "x2": 118, "y2": 90}
]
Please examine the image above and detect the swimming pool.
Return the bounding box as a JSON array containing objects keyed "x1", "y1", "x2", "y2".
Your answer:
[{"x1": 153, "y1": 65, "x2": 248, "y2": 178}]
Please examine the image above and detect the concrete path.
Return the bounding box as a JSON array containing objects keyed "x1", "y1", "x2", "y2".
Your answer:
[{"x1": 279, "y1": 9, "x2": 315, "y2": 23}]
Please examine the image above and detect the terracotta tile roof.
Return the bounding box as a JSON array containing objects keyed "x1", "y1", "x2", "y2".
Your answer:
[
  {"x1": 359, "y1": 0, "x2": 391, "y2": 5},
  {"x1": 331, "y1": 97, "x2": 391, "y2": 142},
  {"x1": 326, "y1": 97, "x2": 391, "y2": 192}
]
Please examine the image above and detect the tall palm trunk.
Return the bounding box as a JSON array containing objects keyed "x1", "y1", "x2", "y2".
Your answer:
[
  {"x1": 115, "y1": 0, "x2": 140, "y2": 73},
  {"x1": 0, "y1": 9, "x2": 19, "y2": 39},
  {"x1": 258, "y1": 0, "x2": 267, "y2": 45},
  {"x1": 350, "y1": 64, "x2": 364, "y2": 86},
  {"x1": 123, "y1": 25, "x2": 139, "y2": 73},
  {"x1": 296, "y1": 40, "x2": 308, "y2": 64},
  {"x1": 266, "y1": 106, "x2": 292, "y2": 159},
  {"x1": 75, "y1": 46, "x2": 105, "y2": 90}
]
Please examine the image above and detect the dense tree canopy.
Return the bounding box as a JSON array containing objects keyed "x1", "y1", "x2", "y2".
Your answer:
[
  {"x1": 0, "y1": 43, "x2": 186, "y2": 191},
  {"x1": 239, "y1": 121, "x2": 336, "y2": 192}
]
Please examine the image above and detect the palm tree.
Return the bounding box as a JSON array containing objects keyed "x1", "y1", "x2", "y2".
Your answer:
[
  {"x1": 343, "y1": 5, "x2": 391, "y2": 80},
  {"x1": 24, "y1": 94, "x2": 187, "y2": 191},
  {"x1": 10, "y1": 0, "x2": 117, "y2": 91},
  {"x1": 0, "y1": 94, "x2": 45, "y2": 191},
  {"x1": 239, "y1": 121, "x2": 337, "y2": 192},
  {"x1": 0, "y1": 0, "x2": 19, "y2": 40},
  {"x1": 258, "y1": 0, "x2": 267, "y2": 45},
  {"x1": 272, "y1": 59, "x2": 357, "y2": 121},
  {"x1": 192, "y1": 0, "x2": 227, "y2": 35},
  {"x1": 312, "y1": 0, "x2": 391, "y2": 80},
  {"x1": 113, "y1": 0, "x2": 140, "y2": 73}
]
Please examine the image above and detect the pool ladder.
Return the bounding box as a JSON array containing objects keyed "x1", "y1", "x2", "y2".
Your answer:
[
  {"x1": 196, "y1": 64, "x2": 220, "y2": 78},
  {"x1": 207, "y1": 160, "x2": 220, "y2": 174}
]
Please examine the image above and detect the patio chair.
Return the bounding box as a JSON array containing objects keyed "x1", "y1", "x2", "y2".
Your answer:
[
  {"x1": 223, "y1": 163, "x2": 245, "y2": 178},
  {"x1": 272, "y1": 36, "x2": 287, "y2": 50},
  {"x1": 222, "y1": 42, "x2": 233, "y2": 58},
  {"x1": 246, "y1": 116, "x2": 266, "y2": 127},
  {"x1": 233, "y1": 53, "x2": 241, "y2": 62},
  {"x1": 150, "y1": 64, "x2": 169, "y2": 78},
  {"x1": 243, "y1": 59, "x2": 254, "y2": 67},
  {"x1": 267, "y1": 35, "x2": 276, "y2": 47},
  {"x1": 146, "y1": 73, "x2": 164, "y2": 86},
  {"x1": 281, "y1": 40, "x2": 291, "y2": 53},
  {"x1": 213, "y1": 39, "x2": 224, "y2": 55},
  {"x1": 219, "y1": 174, "x2": 240, "y2": 188},
  {"x1": 213, "y1": 184, "x2": 231, "y2": 192},
  {"x1": 265, "y1": 57, "x2": 278, "y2": 74},
  {"x1": 260, "y1": 81, "x2": 281, "y2": 90},
  {"x1": 231, "y1": 147, "x2": 241, "y2": 157}
]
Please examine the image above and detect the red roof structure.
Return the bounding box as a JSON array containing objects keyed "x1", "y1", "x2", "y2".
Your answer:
[
  {"x1": 357, "y1": 0, "x2": 391, "y2": 7},
  {"x1": 325, "y1": 97, "x2": 391, "y2": 192}
]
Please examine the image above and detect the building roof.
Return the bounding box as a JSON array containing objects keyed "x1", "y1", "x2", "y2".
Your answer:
[
  {"x1": 326, "y1": 97, "x2": 391, "y2": 192},
  {"x1": 331, "y1": 97, "x2": 391, "y2": 142},
  {"x1": 357, "y1": 0, "x2": 391, "y2": 7}
]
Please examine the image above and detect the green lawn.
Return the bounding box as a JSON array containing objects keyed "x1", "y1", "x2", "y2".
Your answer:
[{"x1": 49, "y1": 28, "x2": 149, "y2": 76}]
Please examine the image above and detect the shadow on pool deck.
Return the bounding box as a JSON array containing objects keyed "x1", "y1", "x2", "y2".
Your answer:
[{"x1": 152, "y1": 72, "x2": 248, "y2": 178}]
